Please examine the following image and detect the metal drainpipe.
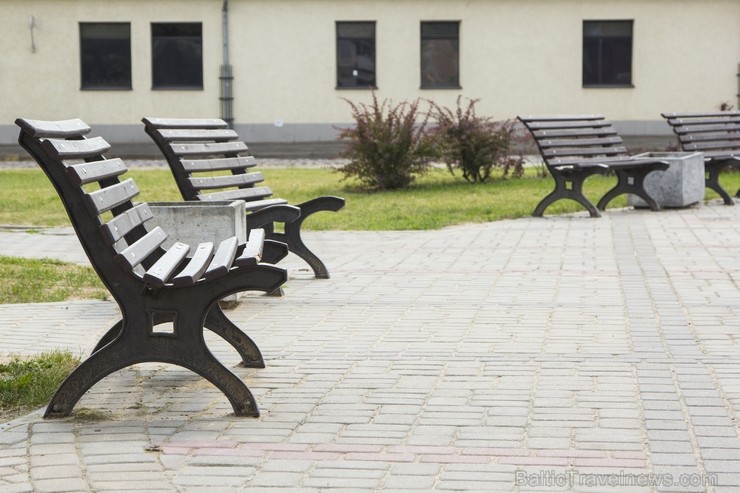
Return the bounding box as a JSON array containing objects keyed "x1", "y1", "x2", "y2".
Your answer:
[{"x1": 220, "y1": 0, "x2": 234, "y2": 128}]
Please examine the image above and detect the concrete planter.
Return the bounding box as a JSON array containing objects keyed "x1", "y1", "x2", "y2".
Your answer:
[
  {"x1": 628, "y1": 152, "x2": 705, "y2": 208},
  {"x1": 148, "y1": 201, "x2": 246, "y2": 306}
]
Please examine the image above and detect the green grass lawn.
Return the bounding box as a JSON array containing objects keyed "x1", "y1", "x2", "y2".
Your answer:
[
  {"x1": 3, "y1": 166, "x2": 737, "y2": 230},
  {"x1": 0, "y1": 256, "x2": 107, "y2": 304},
  {"x1": 0, "y1": 350, "x2": 80, "y2": 421},
  {"x1": 0, "y1": 165, "x2": 737, "y2": 306}
]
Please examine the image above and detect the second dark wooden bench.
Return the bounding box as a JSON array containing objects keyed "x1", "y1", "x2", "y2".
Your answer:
[
  {"x1": 662, "y1": 111, "x2": 740, "y2": 205},
  {"x1": 143, "y1": 117, "x2": 345, "y2": 278},
  {"x1": 518, "y1": 114, "x2": 669, "y2": 217}
]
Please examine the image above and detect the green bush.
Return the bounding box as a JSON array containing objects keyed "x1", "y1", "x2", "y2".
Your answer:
[
  {"x1": 337, "y1": 93, "x2": 437, "y2": 190},
  {"x1": 430, "y1": 97, "x2": 524, "y2": 183}
]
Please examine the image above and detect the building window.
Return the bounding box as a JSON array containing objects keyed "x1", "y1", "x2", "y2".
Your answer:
[
  {"x1": 583, "y1": 20, "x2": 633, "y2": 87},
  {"x1": 420, "y1": 21, "x2": 460, "y2": 89},
  {"x1": 336, "y1": 21, "x2": 376, "y2": 88},
  {"x1": 80, "y1": 23, "x2": 131, "y2": 90},
  {"x1": 151, "y1": 23, "x2": 203, "y2": 89}
]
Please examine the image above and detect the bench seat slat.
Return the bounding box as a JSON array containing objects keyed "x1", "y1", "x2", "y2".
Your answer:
[
  {"x1": 235, "y1": 229, "x2": 265, "y2": 267},
  {"x1": 142, "y1": 117, "x2": 228, "y2": 130},
  {"x1": 672, "y1": 123, "x2": 740, "y2": 134},
  {"x1": 41, "y1": 136, "x2": 111, "y2": 159},
  {"x1": 189, "y1": 172, "x2": 264, "y2": 191},
  {"x1": 700, "y1": 151, "x2": 740, "y2": 160},
  {"x1": 550, "y1": 156, "x2": 668, "y2": 168},
  {"x1": 668, "y1": 118, "x2": 740, "y2": 127},
  {"x1": 549, "y1": 155, "x2": 633, "y2": 167},
  {"x1": 543, "y1": 146, "x2": 628, "y2": 158},
  {"x1": 115, "y1": 227, "x2": 168, "y2": 271},
  {"x1": 518, "y1": 114, "x2": 604, "y2": 122},
  {"x1": 14, "y1": 118, "x2": 91, "y2": 138},
  {"x1": 159, "y1": 129, "x2": 239, "y2": 142},
  {"x1": 662, "y1": 111, "x2": 740, "y2": 124},
  {"x1": 681, "y1": 141, "x2": 740, "y2": 152},
  {"x1": 172, "y1": 242, "x2": 214, "y2": 287},
  {"x1": 239, "y1": 198, "x2": 290, "y2": 212},
  {"x1": 662, "y1": 111, "x2": 740, "y2": 119},
  {"x1": 143, "y1": 242, "x2": 190, "y2": 288},
  {"x1": 531, "y1": 128, "x2": 619, "y2": 139},
  {"x1": 66, "y1": 159, "x2": 128, "y2": 186},
  {"x1": 181, "y1": 156, "x2": 258, "y2": 172},
  {"x1": 198, "y1": 186, "x2": 274, "y2": 202},
  {"x1": 171, "y1": 142, "x2": 248, "y2": 156},
  {"x1": 204, "y1": 236, "x2": 238, "y2": 280},
  {"x1": 539, "y1": 136, "x2": 623, "y2": 148},
  {"x1": 522, "y1": 120, "x2": 612, "y2": 130},
  {"x1": 100, "y1": 203, "x2": 154, "y2": 245},
  {"x1": 679, "y1": 132, "x2": 740, "y2": 143},
  {"x1": 83, "y1": 178, "x2": 140, "y2": 215}
]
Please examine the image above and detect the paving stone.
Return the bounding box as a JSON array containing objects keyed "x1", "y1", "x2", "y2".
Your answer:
[{"x1": 0, "y1": 203, "x2": 737, "y2": 492}]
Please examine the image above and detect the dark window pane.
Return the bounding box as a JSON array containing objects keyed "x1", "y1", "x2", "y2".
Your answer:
[
  {"x1": 336, "y1": 22, "x2": 376, "y2": 88},
  {"x1": 583, "y1": 20, "x2": 633, "y2": 86},
  {"x1": 80, "y1": 23, "x2": 131, "y2": 89},
  {"x1": 421, "y1": 21, "x2": 460, "y2": 88},
  {"x1": 152, "y1": 23, "x2": 203, "y2": 89}
]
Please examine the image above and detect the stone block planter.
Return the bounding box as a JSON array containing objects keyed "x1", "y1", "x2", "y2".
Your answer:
[
  {"x1": 628, "y1": 152, "x2": 705, "y2": 208},
  {"x1": 149, "y1": 201, "x2": 246, "y2": 306}
]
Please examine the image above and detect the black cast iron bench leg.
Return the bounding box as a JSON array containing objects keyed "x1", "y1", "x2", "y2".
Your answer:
[
  {"x1": 46, "y1": 307, "x2": 260, "y2": 418},
  {"x1": 533, "y1": 168, "x2": 605, "y2": 218},
  {"x1": 597, "y1": 165, "x2": 667, "y2": 211},
  {"x1": 91, "y1": 307, "x2": 265, "y2": 368},
  {"x1": 266, "y1": 196, "x2": 345, "y2": 278},
  {"x1": 706, "y1": 161, "x2": 735, "y2": 206},
  {"x1": 205, "y1": 305, "x2": 265, "y2": 368}
]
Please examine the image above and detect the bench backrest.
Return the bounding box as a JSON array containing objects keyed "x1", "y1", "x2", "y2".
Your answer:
[
  {"x1": 518, "y1": 114, "x2": 632, "y2": 168},
  {"x1": 142, "y1": 117, "x2": 274, "y2": 203},
  {"x1": 662, "y1": 111, "x2": 740, "y2": 160},
  {"x1": 16, "y1": 118, "x2": 169, "y2": 296}
]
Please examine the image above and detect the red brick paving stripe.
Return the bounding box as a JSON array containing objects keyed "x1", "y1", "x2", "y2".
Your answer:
[
  {"x1": 387, "y1": 445, "x2": 457, "y2": 455},
  {"x1": 241, "y1": 443, "x2": 310, "y2": 452},
  {"x1": 158, "y1": 442, "x2": 650, "y2": 469},
  {"x1": 313, "y1": 444, "x2": 384, "y2": 453}
]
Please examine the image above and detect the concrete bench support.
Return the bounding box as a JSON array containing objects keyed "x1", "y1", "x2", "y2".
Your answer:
[
  {"x1": 628, "y1": 152, "x2": 705, "y2": 208},
  {"x1": 149, "y1": 201, "x2": 247, "y2": 306}
]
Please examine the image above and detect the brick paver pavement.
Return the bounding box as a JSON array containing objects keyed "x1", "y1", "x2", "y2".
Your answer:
[{"x1": 0, "y1": 202, "x2": 738, "y2": 492}]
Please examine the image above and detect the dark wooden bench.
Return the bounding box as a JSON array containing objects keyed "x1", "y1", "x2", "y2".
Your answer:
[
  {"x1": 142, "y1": 117, "x2": 345, "y2": 278},
  {"x1": 518, "y1": 115, "x2": 669, "y2": 217},
  {"x1": 662, "y1": 111, "x2": 740, "y2": 205},
  {"x1": 16, "y1": 117, "x2": 289, "y2": 418}
]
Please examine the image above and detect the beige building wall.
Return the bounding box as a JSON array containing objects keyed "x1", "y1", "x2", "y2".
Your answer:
[
  {"x1": 1, "y1": 0, "x2": 223, "y2": 125},
  {"x1": 1, "y1": 0, "x2": 738, "y2": 144}
]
